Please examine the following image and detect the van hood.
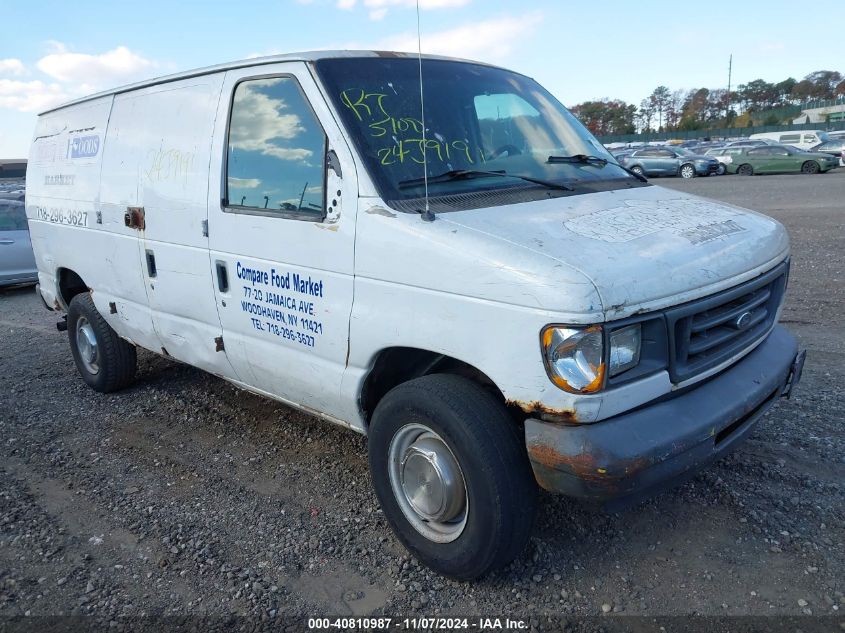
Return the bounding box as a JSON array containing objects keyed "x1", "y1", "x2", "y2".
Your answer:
[{"x1": 438, "y1": 185, "x2": 789, "y2": 319}]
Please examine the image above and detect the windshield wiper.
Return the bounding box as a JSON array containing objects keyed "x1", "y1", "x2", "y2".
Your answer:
[
  {"x1": 548, "y1": 154, "x2": 649, "y2": 183},
  {"x1": 548, "y1": 154, "x2": 608, "y2": 167},
  {"x1": 397, "y1": 169, "x2": 574, "y2": 191}
]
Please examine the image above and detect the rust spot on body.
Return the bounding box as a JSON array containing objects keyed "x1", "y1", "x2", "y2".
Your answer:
[
  {"x1": 528, "y1": 443, "x2": 603, "y2": 479},
  {"x1": 124, "y1": 206, "x2": 145, "y2": 230},
  {"x1": 508, "y1": 399, "x2": 577, "y2": 423},
  {"x1": 365, "y1": 205, "x2": 397, "y2": 218},
  {"x1": 527, "y1": 442, "x2": 651, "y2": 485}
]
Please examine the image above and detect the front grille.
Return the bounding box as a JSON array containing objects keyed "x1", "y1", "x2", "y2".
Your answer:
[{"x1": 665, "y1": 262, "x2": 788, "y2": 383}]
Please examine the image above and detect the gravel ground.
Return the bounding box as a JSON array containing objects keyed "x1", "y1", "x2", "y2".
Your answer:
[{"x1": 1, "y1": 171, "x2": 843, "y2": 631}]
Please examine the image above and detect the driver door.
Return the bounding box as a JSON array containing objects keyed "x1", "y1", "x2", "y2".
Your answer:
[{"x1": 206, "y1": 62, "x2": 359, "y2": 420}]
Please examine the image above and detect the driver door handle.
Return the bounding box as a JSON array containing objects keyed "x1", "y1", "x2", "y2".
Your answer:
[{"x1": 215, "y1": 260, "x2": 229, "y2": 293}]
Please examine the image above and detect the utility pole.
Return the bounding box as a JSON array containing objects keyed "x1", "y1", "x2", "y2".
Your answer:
[{"x1": 726, "y1": 54, "x2": 733, "y2": 127}]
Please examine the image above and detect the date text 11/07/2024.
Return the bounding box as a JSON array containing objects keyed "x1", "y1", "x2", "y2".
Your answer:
[{"x1": 307, "y1": 617, "x2": 528, "y2": 630}]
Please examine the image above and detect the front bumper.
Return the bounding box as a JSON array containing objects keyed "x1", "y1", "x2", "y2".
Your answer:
[
  {"x1": 525, "y1": 325, "x2": 803, "y2": 507},
  {"x1": 695, "y1": 162, "x2": 720, "y2": 176}
]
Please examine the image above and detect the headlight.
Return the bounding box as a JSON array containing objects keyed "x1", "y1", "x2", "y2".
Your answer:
[
  {"x1": 609, "y1": 324, "x2": 641, "y2": 377},
  {"x1": 541, "y1": 326, "x2": 605, "y2": 393},
  {"x1": 541, "y1": 324, "x2": 643, "y2": 393}
]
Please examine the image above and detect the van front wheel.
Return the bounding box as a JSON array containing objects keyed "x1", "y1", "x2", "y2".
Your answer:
[
  {"x1": 68, "y1": 293, "x2": 137, "y2": 393},
  {"x1": 368, "y1": 374, "x2": 537, "y2": 580}
]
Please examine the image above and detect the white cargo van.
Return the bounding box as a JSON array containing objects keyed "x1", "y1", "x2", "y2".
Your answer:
[
  {"x1": 749, "y1": 130, "x2": 829, "y2": 150},
  {"x1": 27, "y1": 51, "x2": 805, "y2": 579}
]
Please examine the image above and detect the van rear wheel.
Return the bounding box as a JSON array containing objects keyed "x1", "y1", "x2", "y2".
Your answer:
[
  {"x1": 68, "y1": 293, "x2": 137, "y2": 393},
  {"x1": 368, "y1": 374, "x2": 537, "y2": 580}
]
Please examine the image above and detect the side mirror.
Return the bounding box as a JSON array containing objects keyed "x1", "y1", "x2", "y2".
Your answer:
[{"x1": 327, "y1": 149, "x2": 342, "y2": 178}]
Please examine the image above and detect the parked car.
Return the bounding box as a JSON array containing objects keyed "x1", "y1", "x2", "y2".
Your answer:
[
  {"x1": 619, "y1": 146, "x2": 720, "y2": 178},
  {"x1": 727, "y1": 145, "x2": 840, "y2": 175},
  {"x1": 0, "y1": 195, "x2": 38, "y2": 287},
  {"x1": 701, "y1": 147, "x2": 735, "y2": 175},
  {"x1": 724, "y1": 139, "x2": 777, "y2": 149},
  {"x1": 27, "y1": 50, "x2": 804, "y2": 579},
  {"x1": 748, "y1": 130, "x2": 830, "y2": 150},
  {"x1": 810, "y1": 139, "x2": 845, "y2": 166}
]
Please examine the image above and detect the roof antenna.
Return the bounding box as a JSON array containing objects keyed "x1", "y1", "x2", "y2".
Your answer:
[{"x1": 415, "y1": 0, "x2": 434, "y2": 222}]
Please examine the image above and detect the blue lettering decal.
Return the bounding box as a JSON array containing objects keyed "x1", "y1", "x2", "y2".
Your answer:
[{"x1": 68, "y1": 135, "x2": 100, "y2": 159}]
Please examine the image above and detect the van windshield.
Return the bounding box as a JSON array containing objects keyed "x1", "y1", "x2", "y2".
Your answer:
[{"x1": 315, "y1": 57, "x2": 635, "y2": 209}]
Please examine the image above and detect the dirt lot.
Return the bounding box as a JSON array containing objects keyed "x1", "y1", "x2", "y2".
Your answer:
[{"x1": 1, "y1": 171, "x2": 843, "y2": 630}]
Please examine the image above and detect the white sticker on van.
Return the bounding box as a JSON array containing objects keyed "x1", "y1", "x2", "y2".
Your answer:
[{"x1": 563, "y1": 199, "x2": 747, "y2": 244}]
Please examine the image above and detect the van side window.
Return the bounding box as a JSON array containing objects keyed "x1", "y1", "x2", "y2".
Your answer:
[
  {"x1": 779, "y1": 134, "x2": 800, "y2": 143},
  {"x1": 226, "y1": 77, "x2": 326, "y2": 218}
]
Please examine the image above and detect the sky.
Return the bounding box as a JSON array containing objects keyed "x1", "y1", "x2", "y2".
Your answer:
[{"x1": 0, "y1": 0, "x2": 836, "y2": 157}]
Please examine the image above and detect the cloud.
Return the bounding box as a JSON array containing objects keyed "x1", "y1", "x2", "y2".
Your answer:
[
  {"x1": 0, "y1": 44, "x2": 158, "y2": 114},
  {"x1": 377, "y1": 11, "x2": 543, "y2": 61},
  {"x1": 228, "y1": 80, "x2": 314, "y2": 162},
  {"x1": 229, "y1": 177, "x2": 262, "y2": 189},
  {"x1": 757, "y1": 41, "x2": 786, "y2": 53},
  {"x1": 36, "y1": 45, "x2": 155, "y2": 85},
  {"x1": 337, "y1": 0, "x2": 469, "y2": 19},
  {"x1": 0, "y1": 59, "x2": 26, "y2": 76},
  {"x1": 0, "y1": 79, "x2": 69, "y2": 112}
]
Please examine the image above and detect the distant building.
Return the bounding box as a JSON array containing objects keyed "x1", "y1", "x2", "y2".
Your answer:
[
  {"x1": 792, "y1": 102, "x2": 845, "y2": 125},
  {"x1": 0, "y1": 159, "x2": 27, "y2": 179}
]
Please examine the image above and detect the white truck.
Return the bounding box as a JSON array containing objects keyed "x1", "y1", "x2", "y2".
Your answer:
[{"x1": 26, "y1": 51, "x2": 805, "y2": 580}]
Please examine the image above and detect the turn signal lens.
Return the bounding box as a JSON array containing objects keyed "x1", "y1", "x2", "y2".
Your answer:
[{"x1": 609, "y1": 324, "x2": 641, "y2": 377}]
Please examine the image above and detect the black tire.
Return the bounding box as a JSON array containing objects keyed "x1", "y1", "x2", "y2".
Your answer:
[
  {"x1": 737, "y1": 164, "x2": 754, "y2": 176},
  {"x1": 717, "y1": 164, "x2": 726, "y2": 176},
  {"x1": 630, "y1": 165, "x2": 645, "y2": 177},
  {"x1": 68, "y1": 293, "x2": 137, "y2": 393},
  {"x1": 368, "y1": 374, "x2": 538, "y2": 580},
  {"x1": 801, "y1": 160, "x2": 820, "y2": 174}
]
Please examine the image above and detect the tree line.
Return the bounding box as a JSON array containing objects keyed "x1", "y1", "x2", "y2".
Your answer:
[{"x1": 569, "y1": 70, "x2": 845, "y2": 136}]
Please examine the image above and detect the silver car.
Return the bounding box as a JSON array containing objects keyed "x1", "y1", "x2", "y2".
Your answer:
[{"x1": 0, "y1": 188, "x2": 37, "y2": 287}]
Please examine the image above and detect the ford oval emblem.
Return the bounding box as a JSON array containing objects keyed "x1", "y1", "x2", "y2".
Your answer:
[{"x1": 735, "y1": 311, "x2": 753, "y2": 330}]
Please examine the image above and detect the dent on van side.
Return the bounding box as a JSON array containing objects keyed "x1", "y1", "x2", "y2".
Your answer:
[{"x1": 26, "y1": 50, "x2": 805, "y2": 580}]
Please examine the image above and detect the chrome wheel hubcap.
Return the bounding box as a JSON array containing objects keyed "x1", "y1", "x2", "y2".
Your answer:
[
  {"x1": 388, "y1": 424, "x2": 468, "y2": 543},
  {"x1": 75, "y1": 316, "x2": 99, "y2": 375}
]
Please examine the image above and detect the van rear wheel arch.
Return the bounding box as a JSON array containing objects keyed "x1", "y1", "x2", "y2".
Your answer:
[{"x1": 57, "y1": 268, "x2": 89, "y2": 309}]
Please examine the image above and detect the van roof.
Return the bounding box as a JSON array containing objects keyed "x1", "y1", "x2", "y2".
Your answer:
[{"x1": 39, "y1": 50, "x2": 504, "y2": 115}]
